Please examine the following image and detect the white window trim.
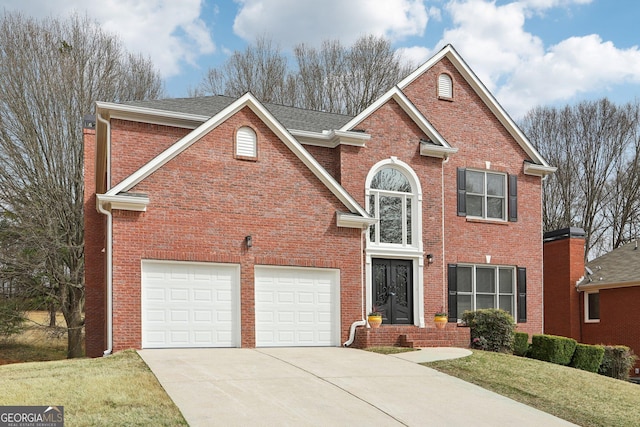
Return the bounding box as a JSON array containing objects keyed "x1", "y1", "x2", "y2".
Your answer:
[
  {"x1": 456, "y1": 264, "x2": 516, "y2": 320},
  {"x1": 584, "y1": 291, "x2": 600, "y2": 323},
  {"x1": 466, "y1": 169, "x2": 507, "y2": 221}
]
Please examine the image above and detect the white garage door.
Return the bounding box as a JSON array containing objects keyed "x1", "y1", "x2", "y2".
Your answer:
[
  {"x1": 141, "y1": 261, "x2": 240, "y2": 348},
  {"x1": 254, "y1": 266, "x2": 339, "y2": 347}
]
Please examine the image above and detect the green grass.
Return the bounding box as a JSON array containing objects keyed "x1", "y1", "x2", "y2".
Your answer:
[
  {"x1": 0, "y1": 350, "x2": 187, "y2": 426},
  {"x1": 425, "y1": 350, "x2": 640, "y2": 427}
]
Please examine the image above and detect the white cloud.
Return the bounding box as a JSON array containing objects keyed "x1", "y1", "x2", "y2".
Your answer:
[
  {"x1": 422, "y1": 0, "x2": 640, "y2": 117},
  {"x1": 498, "y1": 35, "x2": 640, "y2": 116},
  {"x1": 232, "y1": 0, "x2": 429, "y2": 47},
  {"x1": 0, "y1": 0, "x2": 216, "y2": 77}
]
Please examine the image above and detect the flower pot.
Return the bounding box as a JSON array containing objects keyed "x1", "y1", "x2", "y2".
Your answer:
[
  {"x1": 368, "y1": 315, "x2": 382, "y2": 329},
  {"x1": 434, "y1": 316, "x2": 448, "y2": 329}
]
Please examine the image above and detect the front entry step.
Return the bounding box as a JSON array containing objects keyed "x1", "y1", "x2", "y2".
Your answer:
[{"x1": 352, "y1": 324, "x2": 470, "y2": 349}]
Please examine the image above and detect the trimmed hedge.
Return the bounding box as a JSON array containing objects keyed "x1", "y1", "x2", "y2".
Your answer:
[
  {"x1": 461, "y1": 309, "x2": 515, "y2": 353},
  {"x1": 529, "y1": 334, "x2": 577, "y2": 366},
  {"x1": 513, "y1": 331, "x2": 530, "y2": 357},
  {"x1": 599, "y1": 346, "x2": 638, "y2": 380},
  {"x1": 570, "y1": 343, "x2": 605, "y2": 373}
]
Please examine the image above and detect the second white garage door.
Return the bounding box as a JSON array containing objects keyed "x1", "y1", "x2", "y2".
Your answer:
[{"x1": 254, "y1": 266, "x2": 340, "y2": 347}]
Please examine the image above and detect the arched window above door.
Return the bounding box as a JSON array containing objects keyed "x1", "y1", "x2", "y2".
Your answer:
[{"x1": 366, "y1": 162, "x2": 420, "y2": 248}]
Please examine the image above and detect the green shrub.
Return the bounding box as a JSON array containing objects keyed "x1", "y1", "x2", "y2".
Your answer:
[
  {"x1": 513, "y1": 331, "x2": 530, "y2": 357},
  {"x1": 529, "y1": 334, "x2": 577, "y2": 366},
  {"x1": 598, "y1": 346, "x2": 638, "y2": 381},
  {"x1": 570, "y1": 343, "x2": 605, "y2": 373},
  {"x1": 461, "y1": 309, "x2": 515, "y2": 353}
]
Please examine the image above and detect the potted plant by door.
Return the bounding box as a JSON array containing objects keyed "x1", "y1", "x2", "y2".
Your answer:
[
  {"x1": 434, "y1": 310, "x2": 448, "y2": 329},
  {"x1": 368, "y1": 307, "x2": 383, "y2": 329}
]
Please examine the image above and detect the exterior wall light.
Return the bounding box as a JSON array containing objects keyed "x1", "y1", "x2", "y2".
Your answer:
[
  {"x1": 245, "y1": 235, "x2": 253, "y2": 248},
  {"x1": 427, "y1": 253, "x2": 434, "y2": 264}
]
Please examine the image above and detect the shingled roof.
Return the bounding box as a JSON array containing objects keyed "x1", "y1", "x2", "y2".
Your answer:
[
  {"x1": 125, "y1": 95, "x2": 354, "y2": 133},
  {"x1": 583, "y1": 240, "x2": 640, "y2": 287}
]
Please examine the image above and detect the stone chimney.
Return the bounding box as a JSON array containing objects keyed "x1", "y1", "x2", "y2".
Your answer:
[{"x1": 543, "y1": 228, "x2": 585, "y2": 341}]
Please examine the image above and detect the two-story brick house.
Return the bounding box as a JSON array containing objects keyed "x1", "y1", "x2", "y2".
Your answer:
[{"x1": 84, "y1": 45, "x2": 555, "y2": 357}]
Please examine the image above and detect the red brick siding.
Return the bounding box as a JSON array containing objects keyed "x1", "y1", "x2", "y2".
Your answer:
[
  {"x1": 83, "y1": 127, "x2": 108, "y2": 357},
  {"x1": 543, "y1": 237, "x2": 584, "y2": 340},
  {"x1": 110, "y1": 120, "x2": 190, "y2": 186},
  {"x1": 305, "y1": 145, "x2": 341, "y2": 181},
  {"x1": 108, "y1": 107, "x2": 362, "y2": 351},
  {"x1": 406, "y1": 59, "x2": 544, "y2": 335},
  {"x1": 582, "y1": 287, "x2": 640, "y2": 371}
]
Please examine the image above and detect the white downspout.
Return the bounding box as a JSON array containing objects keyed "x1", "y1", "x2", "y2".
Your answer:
[
  {"x1": 442, "y1": 156, "x2": 449, "y2": 310},
  {"x1": 96, "y1": 113, "x2": 113, "y2": 356},
  {"x1": 343, "y1": 228, "x2": 367, "y2": 346}
]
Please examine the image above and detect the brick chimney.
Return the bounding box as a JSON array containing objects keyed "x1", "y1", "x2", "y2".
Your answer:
[{"x1": 543, "y1": 228, "x2": 585, "y2": 341}]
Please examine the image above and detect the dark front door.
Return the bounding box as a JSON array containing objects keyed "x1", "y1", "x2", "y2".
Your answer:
[{"x1": 372, "y1": 258, "x2": 413, "y2": 324}]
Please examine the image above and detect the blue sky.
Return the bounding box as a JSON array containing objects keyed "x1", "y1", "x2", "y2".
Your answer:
[{"x1": 2, "y1": 0, "x2": 639, "y2": 118}]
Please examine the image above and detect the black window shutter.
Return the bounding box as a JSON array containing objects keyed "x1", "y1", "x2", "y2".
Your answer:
[
  {"x1": 448, "y1": 264, "x2": 458, "y2": 321},
  {"x1": 508, "y1": 174, "x2": 518, "y2": 222},
  {"x1": 457, "y1": 168, "x2": 466, "y2": 216},
  {"x1": 517, "y1": 267, "x2": 527, "y2": 323}
]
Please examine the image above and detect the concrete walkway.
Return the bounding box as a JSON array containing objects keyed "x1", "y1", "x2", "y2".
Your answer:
[{"x1": 139, "y1": 347, "x2": 577, "y2": 427}]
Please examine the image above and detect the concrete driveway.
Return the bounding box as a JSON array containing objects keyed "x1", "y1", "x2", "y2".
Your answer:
[{"x1": 139, "y1": 347, "x2": 576, "y2": 427}]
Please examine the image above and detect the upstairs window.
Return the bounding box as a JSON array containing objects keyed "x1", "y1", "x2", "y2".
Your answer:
[
  {"x1": 235, "y1": 126, "x2": 257, "y2": 159},
  {"x1": 368, "y1": 167, "x2": 415, "y2": 246},
  {"x1": 457, "y1": 168, "x2": 518, "y2": 222},
  {"x1": 438, "y1": 73, "x2": 453, "y2": 99}
]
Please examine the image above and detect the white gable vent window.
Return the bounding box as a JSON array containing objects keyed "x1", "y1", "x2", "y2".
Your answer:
[
  {"x1": 438, "y1": 73, "x2": 453, "y2": 99},
  {"x1": 235, "y1": 126, "x2": 257, "y2": 159}
]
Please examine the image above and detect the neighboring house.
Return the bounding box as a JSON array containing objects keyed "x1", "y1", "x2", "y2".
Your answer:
[
  {"x1": 544, "y1": 228, "x2": 640, "y2": 373},
  {"x1": 83, "y1": 45, "x2": 555, "y2": 357}
]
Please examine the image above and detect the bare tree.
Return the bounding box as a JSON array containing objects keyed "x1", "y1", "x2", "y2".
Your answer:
[
  {"x1": 0, "y1": 13, "x2": 163, "y2": 357},
  {"x1": 193, "y1": 35, "x2": 291, "y2": 104},
  {"x1": 294, "y1": 40, "x2": 347, "y2": 113},
  {"x1": 341, "y1": 35, "x2": 413, "y2": 116},
  {"x1": 194, "y1": 34, "x2": 413, "y2": 115},
  {"x1": 521, "y1": 99, "x2": 640, "y2": 258}
]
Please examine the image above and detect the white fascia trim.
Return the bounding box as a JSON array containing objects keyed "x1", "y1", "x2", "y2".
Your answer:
[
  {"x1": 577, "y1": 280, "x2": 640, "y2": 292},
  {"x1": 420, "y1": 144, "x2": 459, "y2": 159},
  {"x1": 336, "y1": 212, "x2": 377, "y2": 229},
  {"x1": 97, "y1": 193, "x2": 150, "y2": 212},
  {"x1": 339, "y1": 87, "x2": 453, "y2": 151},
  {"x1": 96, "y1": 101, "x2": 208, "y2": 130},
  {"x1": 106, "y1": 93, "x2": 370, "y2": 219},
  {"x1": 398, "y1": 45, "x2": 551, "y2": 168},
  {"x1": 524, "y1": 162, "x2": 557, "y2": 177},
  {"x1": 290, "y1": 129, "x2": 370, "y2": 148}
]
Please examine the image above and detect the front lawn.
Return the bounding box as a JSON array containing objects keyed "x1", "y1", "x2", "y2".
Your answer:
[
  {"x1": 425, "y1": 350, "x2": 640, "y2": 427},
  {"x1": 0, "y1": 350, "x2": 186, "y2": 426}
]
